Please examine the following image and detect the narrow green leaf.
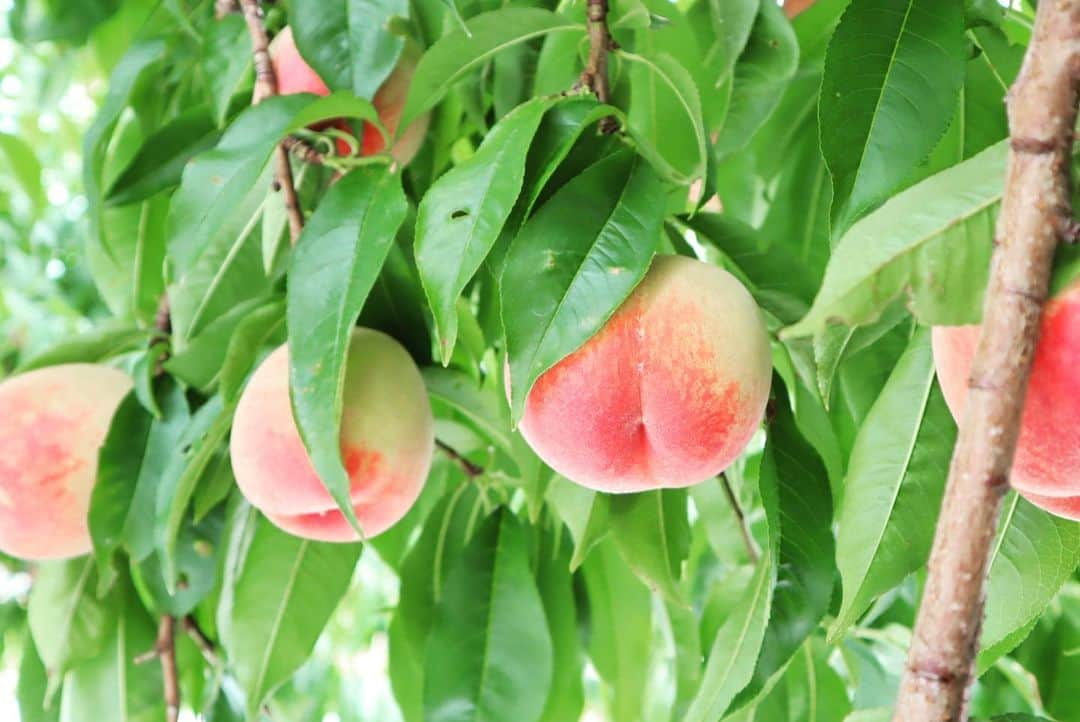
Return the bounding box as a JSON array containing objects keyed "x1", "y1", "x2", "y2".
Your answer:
[
  {"x1": 784, "y1": 140, "x2": 1006, "y2": 338},
  {"x1": 582, "y1": 540, "x2": 653, "y2": 722},
  {"x1": 18, "y1": 633, "x2": 58, "y2": 722},
  {"x1": 712, "y1": 1, "x2": 799, "y2": 160},
  {"x1": 684, "y1": 551, "x2": 774, "y2": 722},
  {"x1": 292, "y1": 0, "x2": 407, "y2": 100},
  {"x1": 202, "y1": 13, "x2": 253, "y2": 125},
  {"x1": 979, "y1": 495, "x2": 1080, "y2": 670},
  {"x1": 16, "y1": 323, "x2": 148, "y2": 372},
  {"x1": 831, "y1": 330, "x2": 953, "y2": 639},
  {"x1": 400, "y1": 8, "x2": 583, "y2": 128},
  {"x1": 609, "y1": 489, "x2": 690, "y2": 605},
  {"x1": 423, "y1": 367, "x2": 515, "y2": 456},
  {"x1": 417, "y1": 97, "x2": 555, "y2": 362},
  {"x1": 287, "y1": 166, "x2": 409, "y2": 537},
  {"x1": 704, "y1": 0, "x2": 759, "y2": 84},
  {"x1": 58, "y1": 578, "x2": 163, "y2": 722},
  {"x1": 219, "y1": 300, "x2": 286, "y2": 404},
  {"x1": 820, "y1": 0, "x2": 966, "y2": 235},
  {"x1": 0, "y1": 131, "x2": 46, "y2": 211},
  {"x1": 545, "y1": 477, "x2": 611, "y2": 570},
  {"x1": 622, "y1": 51, "x2": 707, "y2": 184},
  {"x1": 503, "y1": 152, "x2": 667, "y2": 422},
  {"x1": 218, "y1": 504, "x2": 362, "y2": 718},
  {"x1": 27, "y1": 559, "x2": 112, "y2": 698},
  {"x1": 106, "y1": 105, "x2": 221, "y2": 206},
  {"x1": 537, "y1": 531, "x2": 585, "y2": 722},
  {"x1": 424, "y1": 510, "x2": 554, "y2": 722}
]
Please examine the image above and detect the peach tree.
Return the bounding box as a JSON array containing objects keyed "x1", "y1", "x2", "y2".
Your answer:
[{"x1": 0, "y1": 0, "x2": 1078, "y2": 721}]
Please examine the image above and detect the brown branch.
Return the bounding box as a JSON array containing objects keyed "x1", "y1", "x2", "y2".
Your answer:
[
  {"x1": 181, "y1": 615, "x2": 221, "y2": 667},
  {"x1": 435, "y1": 439, "x2": 484, "y2": 478},
  {"x1": 135, "y1": 617, "x2": 180, "y2": 721},
  {"x1": 582, "y1": 0, "x2": 618, "y2": 134},
  {"x1": 282, "y1": 135, "x2": 327, "y2": 165},
  {"x1": 718, "y1": 474, "x2": 759, "y2": 563},
  {"x1": 237, "y1": 0, "x2": 304, "y2": 244},
  {"x1": 893, "y1": 5, "x2": 1080, "y2": 721}
]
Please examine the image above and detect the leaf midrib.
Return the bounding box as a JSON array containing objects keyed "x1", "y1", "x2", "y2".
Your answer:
[{"x1": 251, "y1": 539, "x2": 309, "y2": 703}]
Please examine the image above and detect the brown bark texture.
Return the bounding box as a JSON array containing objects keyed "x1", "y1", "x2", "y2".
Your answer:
[{"x1": 893, "y1": 3, "x2": 1080, "y2": 721}]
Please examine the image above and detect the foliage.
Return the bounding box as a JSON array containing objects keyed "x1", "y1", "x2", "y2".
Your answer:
[{"x1": 1, "y1": 0, "x2": 1076, "y2": 721}]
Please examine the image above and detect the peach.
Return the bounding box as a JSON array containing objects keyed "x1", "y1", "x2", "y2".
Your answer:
[
  {"x1": 230, "y1": 327, "x2": 433, "y2": 541},
  {"x1": 270, "y1": 26, "x2": 429, "y2": 165},
  {"x1": 784, "y1": 0, "x2": 815, "y2": 18},
  {"x1": 0, "y1": 364, "x2": 132, "y2": 560},
  {"x1": 932, "y1": 280, "x2": 1080, "y2": 518},
  {"x1": 516, "y1": 255, "x2": 772, "y2": 493}
]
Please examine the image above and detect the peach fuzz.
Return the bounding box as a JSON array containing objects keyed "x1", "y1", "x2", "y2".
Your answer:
[
  {"x1": 517, "y1": 255, "x2": 772, "y2": 494},
  {"x1": 230, "y1": 328, "x2": 433, "y2": 541},
  {"x1": 270, "y1": 26, "x2": 429, "y2": 165},
  {"x1": 0, "y1": 364, "x2": 132, "y2": 560},
  {"x1": 932, "y1": 280, "x2": 1080, "y2": 516}
]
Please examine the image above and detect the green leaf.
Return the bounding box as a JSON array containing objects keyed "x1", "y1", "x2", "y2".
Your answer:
[
  {"x1": 684, "y1": 551, "x2": 774, "y2": 722},
  {"x1": 609, "y1": 489, "x2": 690, "y2": 604},
  {"x1": 503, "y1": 152, "x2": 667, "y2": 422},
  {"x1": 16, "y1": 323, "x2": 149, "y2": 372},
  {"x1": 106, "y1": 105, "x2": 222, "y2": 206},
  {"x1": 830, "y1": 329, "x2": 954, "y2": 639},
  {"x1": 218, "y1": 504, "x2": 362, "y2": 718},
  {"x1": 978, "y1": 496, "x2": 1080, "y2": 670},
  {"x1": 582, "y1": 540, "x2": 653, "y2": 722},
  {"x1": 400, "y1": 8, "x2": 583, "y2": 129},
  {"x1": 734, "y1": 397, "x2": 835, "y2": 708},
  {"x1": 754, "y1": 639, "x2": 852, "y2": 722},
  {"x1": 219, "y1": 299, "x2": 286, "y2": 404},
  {"x1": 417, "y1": 96, "x2": 555, "y2": 362},
  {"x1": 84, "y1": 39, "x2": 167, "y2": 248},
  {"x1": 423, "y1": 510, "x2": 554, "y2": 722},
  {"x1": 704, "y1": 0, "x2": 759, "y2": 84},
  {"x1": 58, "y1": 577, "x2": 163, "y2": 722},
  {"x1": 89, "y1": 381, "x2": 190, "y2": 591},
  {"x1": 712, "y1": 1, "x2": 799, "y2": 160},
  {"x1": 27, "y1": 558, "x2": 112, "y2": 698},
  {"x1": 536, "y1": 530, "x2": 585, "y2": 722},
  {"x1": 202, "y1": 13, "x2": 253, "y2": 126},
  {"x1": 545, "y1": 477, "x2": 611, "y2": 570},
  {"x1": 784, "y1": 140, "x2": 1006, "y2": 338},
  {"x1": 820, "y1": 0, "x2": 966, "y2": 235},
  {"x1": 0, "y1": 131, "x2": 46, "y2": 212},
  {"x1": 18, "y1": 633, "x2": 58, "y2": 722},
  {"x1": 293, "y1": 0, "x2": 407, "y2": 100},
  {"x1": 287, "y1": 166, "x2": 408, "y2": 537},
  {"x1": 621, "y1": 51, "x2": 707, "y2": 184},
  {"x1": 423, "y1": 367, "x2": 515, "y2": 456}
]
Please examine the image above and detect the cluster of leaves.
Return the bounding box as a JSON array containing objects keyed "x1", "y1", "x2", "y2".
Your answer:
[{"x1": 2, "y1": 0, "x2": 1079, "y2": 720}]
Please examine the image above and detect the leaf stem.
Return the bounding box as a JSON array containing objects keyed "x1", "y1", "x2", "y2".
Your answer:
[
  {"x1": 435, "y1": 438, "x2": 485, "y2": 478},
  {"x1": 718, "y1": 473, "x2": 759, "y2": 563}
]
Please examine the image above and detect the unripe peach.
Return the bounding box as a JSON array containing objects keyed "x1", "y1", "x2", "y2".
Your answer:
[
  {"x1": 516, "y1": 255, "x2": 772, "y2": 493},
  {"x1": 230, "y1": 328, "x2": 434, "y2": 541},
  {"x1": 932, "y1": 281, "x2": 1080, "y2": 518},
  {"x1": 0, "y1": 364, "x2": 132, "y2": 560},
  {"x1": 270, "y1": 26, "x2": 429, "y2": 165}
]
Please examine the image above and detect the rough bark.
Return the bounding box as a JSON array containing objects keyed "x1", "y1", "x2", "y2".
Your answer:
[{"x1": 892, "y1": 3, "x2": 1080, "y2": 721}]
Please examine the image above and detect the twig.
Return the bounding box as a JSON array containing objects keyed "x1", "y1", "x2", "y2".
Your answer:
[
  {"x1": 582, "y1": 0, "x2": 618, "y2": 134},
  {"x1": 135, "y1": 617, "x2": 180, "y2": 722},
  {"x1": 435, "y1": 439, "x2": 484, "y2": 478},
  {"x1": 893, "y1": 5, "x2": 1080, "y2": 721},
  {"x1": 237, "y1": 0, "x2": 304, "y2": 244},
  {"x1": 182, "y1": 615, "x2": 221, "y2": 667},
  {"x1": 282, "y1": 135, "x2": 327, "y2": 165},
  {"x1": 718, "y1": 474, "x2": 759, "y2": 563}
]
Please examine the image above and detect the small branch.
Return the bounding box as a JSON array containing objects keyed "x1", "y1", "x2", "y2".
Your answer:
[
  {"x1": 182, "y1": 615, "x2": 221, "y2": 667},
  {"x1": 135, "y1": 617, "x2": 180, "y2": 722},
  {"x1": 435, "y1": 439, "x2": 484, "y2": 478},
  {"x1": 582, "y1": 0, "x2": 618, "y2": 134},
  {"x1": 718, "y1": 474, "x2": 759, "y2": 563},
  {"x1": 237, "y1": 0, "x2": 304, "y2": 244},
  {"x1": 282, "y1": 135, "x2": 327, "y2": 165},
  {"x1": 893, "y1": 4, "x2": 1080, "y2": 721}
]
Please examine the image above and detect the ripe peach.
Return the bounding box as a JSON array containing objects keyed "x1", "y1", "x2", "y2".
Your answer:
[
  {"x1": 270, "y1": 26, "x2": 429, "y2": 165},
  {"x1": 516, "y1": 255, "x2": 772, "y2": 493},
  {"x1": 932, "y1": 281, "x2": 1080, "y2": 518},
  {"x1": 230, "y1": 328, "x2": 434, "y2": 541},
  {"x1": 784, "y1": 0, "x2": 815, "y2": 18},
  {"x1": 0, "y1": 364, "x2": 132, "y2": 560}
]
